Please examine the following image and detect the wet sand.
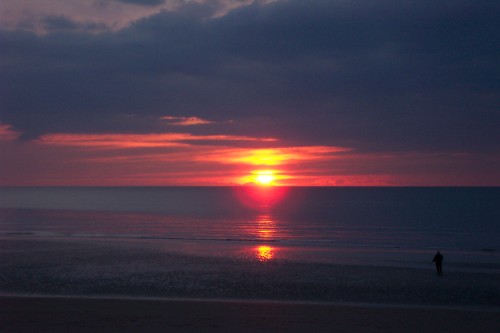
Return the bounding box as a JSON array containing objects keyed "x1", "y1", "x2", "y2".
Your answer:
[{"x1": 1, "y1": 295, "x2": 499, "y2": 333}]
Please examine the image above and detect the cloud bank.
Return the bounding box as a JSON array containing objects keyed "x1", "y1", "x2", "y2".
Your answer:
[{"x1": 1, "y1": 0, "x2": 499, "y2": 185}]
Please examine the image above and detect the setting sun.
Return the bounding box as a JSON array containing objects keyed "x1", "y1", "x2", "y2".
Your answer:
[
  {"x1": 239, "y1": 170, "x2": 282, "y2": 186},
  {"x1": 255, "y1": 172, "x2": 275, "y2": 185}
]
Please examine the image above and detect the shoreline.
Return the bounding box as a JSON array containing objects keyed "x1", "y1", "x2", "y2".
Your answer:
[{"x1": 2, "y1": 295, "x2": 499, "y2": 333}]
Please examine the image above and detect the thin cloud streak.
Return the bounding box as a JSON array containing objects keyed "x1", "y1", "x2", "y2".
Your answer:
[
  {"x1": 195, "y1": 147, "x2": 350, "y2": 166},
  {"x1": 160, "y1": 116, "x2": 216, "y2": 126},
  {"x1": 37, "y1": 132, "x2": 277, "y2": 148}
]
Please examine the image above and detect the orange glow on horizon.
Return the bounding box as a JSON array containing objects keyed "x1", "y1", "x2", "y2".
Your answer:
[
  {"x1": 27, "y1": 130, "x2": 356, "y2": 186},
  {"x1": 239, "y1": 169, "x2": 291, "y2": 186},
  {"x1": 1, "y1": 125, "x2": 399, "y2": 186}
]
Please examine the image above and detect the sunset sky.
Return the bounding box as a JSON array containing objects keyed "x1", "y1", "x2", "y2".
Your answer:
[{"x1": 1, "y1": 0, "x2": 499, "y2": 186}]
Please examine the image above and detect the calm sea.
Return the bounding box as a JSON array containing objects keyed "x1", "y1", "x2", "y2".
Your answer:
[{"x1": 1, "y1": 187, "x2": 499, "y2": 271}]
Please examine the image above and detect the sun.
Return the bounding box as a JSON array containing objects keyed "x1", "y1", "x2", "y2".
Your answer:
[
  {"x1": 256, "y1": 174, "x2": 274, "y2": 185},
  {"x1": 238, "y1": 169, "x2": 284, "y2": 186},
  {"x1": 254, "y1": 171, "x2": 275, "y2": 186}
]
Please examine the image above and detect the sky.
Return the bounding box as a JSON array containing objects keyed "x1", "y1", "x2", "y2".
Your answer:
[{"x1": 0, "y1": 0, "x2": 499, "y2": 186}]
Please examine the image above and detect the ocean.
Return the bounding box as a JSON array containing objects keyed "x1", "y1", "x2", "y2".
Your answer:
[{"x1": 1, "y1": 187, "x2": 499, "y2": 306}]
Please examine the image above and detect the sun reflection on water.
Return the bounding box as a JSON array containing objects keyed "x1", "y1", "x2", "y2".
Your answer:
[
  {"x1": 256, "y1": 214, "x2": 274, "y2": 239},
  {"x1": 254, "y1": 214, "x2": 277, "y2": 261},
  {"x1": 233, "y1": 185, "x2": 287, "y2": 211},
  {"x1": 256, "y1": 245, "x2": 274, "y2": 261}
]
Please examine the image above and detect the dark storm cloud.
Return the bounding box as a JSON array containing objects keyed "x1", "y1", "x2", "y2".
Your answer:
[{"x1": 1, "y1": 0, "x2": 499, "y2": 151}]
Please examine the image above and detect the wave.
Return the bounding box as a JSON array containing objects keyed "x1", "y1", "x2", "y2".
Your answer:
[{"x1": 2, "y1": 231, "x2": 496, "y2": 253}]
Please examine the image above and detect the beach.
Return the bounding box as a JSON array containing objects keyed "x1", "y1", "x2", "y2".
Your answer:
[
  {"x1": 1, "y1": 295, "x2": 499, "y2": 333},
  {"x1": 1, "y1": 187, "x2": 499, "y2": 331},
  {"x1": 1, "y1": 236, "x2": 500, "y2": 332},
  {"x1": 1, "y1": 237, "x2": 499, "y2": 306}
]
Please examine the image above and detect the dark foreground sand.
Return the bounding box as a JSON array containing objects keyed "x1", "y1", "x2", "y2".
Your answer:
[{"x1": 1, "y1": 296, "x2": 499, "y2": 333}]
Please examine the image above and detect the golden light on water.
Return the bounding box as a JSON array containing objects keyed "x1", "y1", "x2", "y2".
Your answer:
[
  {"x1": 254, "y1": 215, "x2": 276, "y2": 261},
  {"x1": 235, "y1": 186, "x2": 282, "y2": 262},
  {"x1": 256, "y1": 214, "x2": 274, "y2": 239},
  {"x1": 256, "y1": 245, "x2": 274, "y2": 261}
]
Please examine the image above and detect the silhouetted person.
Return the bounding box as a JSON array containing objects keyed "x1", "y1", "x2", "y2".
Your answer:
[{"x1": 432, "y1": 251, "x2": 443, "y2": 276}]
